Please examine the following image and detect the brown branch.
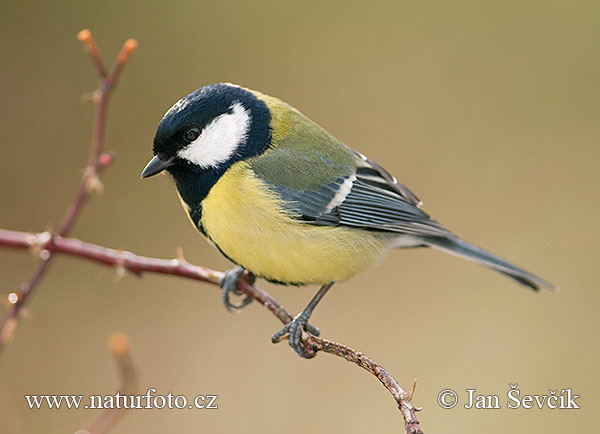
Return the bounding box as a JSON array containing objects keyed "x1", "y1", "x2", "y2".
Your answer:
[
  {"x1": 0, "y1": 31, "x2": 137, "y2": 353},
  {"x1": 75, "y1": 333, "x2": 139, "y2": 434},
  {"x1": 306, "y1": 337, "x2": 422, "y2": 434},
  {"x1": 0, "y1": 229, "x2": 423, "y2": 434},
  {"x1": 0, "y1": 30, "x2": 424, "y2": 433}
]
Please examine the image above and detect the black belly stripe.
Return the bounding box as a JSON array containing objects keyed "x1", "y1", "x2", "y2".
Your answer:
[{"x1": 189, "y1": 204, "x2": 206, "y2": 236}]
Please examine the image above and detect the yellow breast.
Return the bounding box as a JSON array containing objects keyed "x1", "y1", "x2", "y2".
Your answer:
[{"x1": 199, "y1": 162, "x2": 388, "y2": 285}]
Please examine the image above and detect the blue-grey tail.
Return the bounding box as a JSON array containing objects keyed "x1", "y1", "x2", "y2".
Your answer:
[{"x1": 423, "y1": 236, "x2": 557, "y2": 291}]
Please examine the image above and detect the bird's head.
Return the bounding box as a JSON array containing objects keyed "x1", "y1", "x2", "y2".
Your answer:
[{"x1": 141, "y1": 83, "x2": 271, "y2": 180}]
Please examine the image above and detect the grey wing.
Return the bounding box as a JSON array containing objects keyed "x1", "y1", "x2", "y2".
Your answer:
[
  {"x1": 314, "y1": 153, "x2": 452, "y2": 237},
  {"x1": 252, "y1": 146, "x2": 556, "y2": 291},
  {"x1": 259, "y1": 149, "x2": 453, "y2": 238}
]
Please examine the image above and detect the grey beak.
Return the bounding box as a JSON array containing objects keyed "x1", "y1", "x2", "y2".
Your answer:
[{"x1": 141, "y1": 155, "x2": 175, "y2": 178}]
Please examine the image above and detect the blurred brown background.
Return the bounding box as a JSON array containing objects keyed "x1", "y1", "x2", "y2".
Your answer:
[{"x1": 1, "y1": 1, "x2": 598, "y2": 433}]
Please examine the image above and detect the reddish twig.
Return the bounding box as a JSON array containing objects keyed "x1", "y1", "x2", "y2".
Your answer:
[
  {"x1": 0, "y1": 229, "x2": 423, "y2": 433},
  {"x1": 77, "y1": 30, "x2": 108, "y2": 79},
  {"x1": 75, "y1": 333, "x2": 139, "y2": 434},
  {"x1": 306, "y1": 337, "x2": 422, "y2": 434},
  {"x1": 0, "y1": 230, "x2": 223, "y2": 284},
  {"x1": 0, "y1": 30, "x2": 423, "y2": 433},
  {"x1": 0, "y1": 31, "x2": 137, "y2": 353}
]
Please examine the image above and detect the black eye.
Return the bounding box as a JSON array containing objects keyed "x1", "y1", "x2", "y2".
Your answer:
[{"x1": 183, "y1": 127, "x2": 200, "y2": 142}]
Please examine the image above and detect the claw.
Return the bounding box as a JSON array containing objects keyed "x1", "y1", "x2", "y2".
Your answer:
[
  {"x1": 271, "y1": 282, "x2": 333, "y2": 358},
  {"x1": 271, "y1": 311, "x2": 318, "y2": 359},
  {"x1": 271, "y1": 324, "x2": 289, "y2": 343},
  {"x1": 219, "y1": 266, "x2": 254, "y2": 312}
]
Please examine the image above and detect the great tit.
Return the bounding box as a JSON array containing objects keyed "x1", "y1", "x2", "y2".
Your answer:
[{"x1": 141, "y1": 83, "x2": 556, "y2": 358}]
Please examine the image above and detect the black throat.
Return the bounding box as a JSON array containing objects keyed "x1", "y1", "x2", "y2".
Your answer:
[
  {"x1": 164, "y1": 85, "x2": 272, "y2": 227},
  {"x1": 169, "y1": 164, "x2": 227, "y2": 227}
]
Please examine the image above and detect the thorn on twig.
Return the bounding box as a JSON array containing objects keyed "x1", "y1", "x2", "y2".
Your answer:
[
  {"x1": 175, "y1": 247, "x2": 186, "y2": 263},
  {"x1": 112, "y1": 264, "x2": 126, "y2": 282},
  {"x1": 402, "y1": 378, "x2": 423, "y2": 411},
  {"x1": 406, "y1": 378, "x2": 417, "y2": 402}
]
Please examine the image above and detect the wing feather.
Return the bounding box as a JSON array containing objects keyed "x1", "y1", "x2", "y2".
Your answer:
[{"x1": 249, "y1": 128, "x2": 449, "y2": 237}]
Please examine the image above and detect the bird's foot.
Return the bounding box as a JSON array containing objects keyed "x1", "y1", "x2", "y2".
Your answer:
[
  {"x1": 219, "y1": 266, "x2": 254, "y2": 312},
  {"x1": 271, "y1": 311, "x2": 321, "y2": 359}
]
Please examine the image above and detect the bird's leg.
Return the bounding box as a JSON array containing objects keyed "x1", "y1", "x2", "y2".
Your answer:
[
  {"x1": 271, "y1": 282, "x2": 335, "y2": 358},
  {"x1": 219, "y1": 266, "x2": 254, "y2": 312}
]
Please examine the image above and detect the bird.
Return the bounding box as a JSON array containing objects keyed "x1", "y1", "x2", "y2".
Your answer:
[{"x1": 141, "y1": 83, "x2": 556, "y2": 358}]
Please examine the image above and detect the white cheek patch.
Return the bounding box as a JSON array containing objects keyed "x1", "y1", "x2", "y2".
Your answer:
[{"x1": 177, "y1": 102, "x2": 251, "y2": 168}]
